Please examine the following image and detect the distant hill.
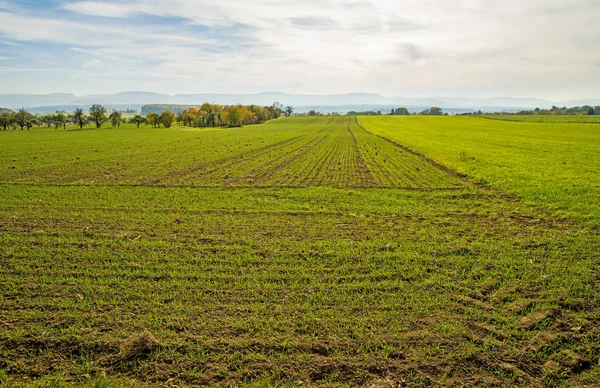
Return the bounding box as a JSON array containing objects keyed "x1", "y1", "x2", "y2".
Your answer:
[
  {"x1": 0, "y1": 93, "x2": 79, "y2": 108},
  {"x1": 0, "y1": 92, "x2": 598, "y2": 113},
  {"x1": 24, "y1": 105, "x2": 144, "y2": 114},
  {"x1": 77, "y1": 92, "x2": 171, "y2": 105}
]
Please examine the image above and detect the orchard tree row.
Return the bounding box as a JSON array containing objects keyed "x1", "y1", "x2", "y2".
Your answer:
[{"x1": 0, "y1": 102, "x2": 293, "y2": 130}]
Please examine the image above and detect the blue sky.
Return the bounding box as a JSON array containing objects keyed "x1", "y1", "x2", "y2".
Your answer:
[{"x1": 0, "y1": 0, "x2": 599, "y2": 99}]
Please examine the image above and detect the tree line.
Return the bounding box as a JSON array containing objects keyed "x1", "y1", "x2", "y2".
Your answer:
[
  {"x1": 459, "y1": 105, "x2": 600, "y2": 116},
  {"x1": 0, "y1": 105, "x2": 136, "y2": 130},
  {"x1": 512, "y1": 105, "x2": 600, "y2": 116},
  {"x1": 173, "y1": 103, "x2": 292, "y2": 128},
  {"x1": 0, "y1": 102, "x2": 294, "y2": 130}
]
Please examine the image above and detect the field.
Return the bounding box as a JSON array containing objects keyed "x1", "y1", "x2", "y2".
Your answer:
[
  {"x1": 1, "y1": 117, "x2": 599, "y2": 387},
  {"x1": 360, "y1": 116, "x2": 600, "y2": 227},
  {"x1": 0, "y1": 117, "x2": 460, "y2": 189}
]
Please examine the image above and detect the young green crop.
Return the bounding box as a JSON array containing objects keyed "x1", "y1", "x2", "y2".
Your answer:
[
  {"x1": 1, "y1": 116, "x2": 599, "y2": 387},
  {"x1": 359, "y1": 116, "x2": 600, "y2": 227},
  {"x1": 0, "y1": 117, "x2": 461, "y2": 189}
]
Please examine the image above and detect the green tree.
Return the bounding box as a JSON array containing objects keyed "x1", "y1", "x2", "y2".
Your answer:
[
  {"x1": 72, "y1": 108, "x2": 87, "y2": 129},
  {"x1": 0, "y1": 111, "x2": 14, "y2": 130},
  {"x1": 213, "y1": 109, "x2": 223, "y2": 127},
  {"x1": 109, "y1": 110, "x2": 123, "y2": 128},
  {"x1": 422, "y1": 107, "x2": 443, "y2": 116},
  {"x1": 183, "y1": 109, "x2": 198, "y2": 126},
  {"x1": 14, "y1": 108, "x2": 33, "y2": 130},
  {"x1": 196, "y1": 110, "x2": 208, "y2": 127},
  {"x1": 394, "y1": 107, "x2": 410, "y2": 115},
  {"x1": 146, "y1": 112, "x2": 159, "y2": 127},
  {"x1": 53, "y1": 111, "x2": 68, "y2": 130},
  {"x1": 129, "y1": 114, "x2": 147, "y2": 128},
  {"x1": 272, "y1": 102, "x2": 283, "y2": 117},
  {"x1": 203, "y1": 107, "x2": 223, "y2": 127},
  {"x1": 176, "y1": 111, "x2": 185, "y2": 126},
  {"x1": 429, "y1": 107, "x2": 443, "y2": 116},
  {"x1": 29, "y1": 118, "x2": 41, "y2": 129},
  {"x1": 159, "y1": 110, "x2": 175, "y2": 128},
  {"x1": 267, "y1": 103, "x2": 282, "y2": 119},
  {"x1": 40, "y1": 114, "x2": 54, "y2": 127},
  {"x1": 89, "y1": 104, "x2": 108, "y2": 128},
  {"x1": 284, "y1": 106, "x2": 294, "y2": 117},
  {"x1": 224, "y1": 105, "x2": 243, "y2": 126}
]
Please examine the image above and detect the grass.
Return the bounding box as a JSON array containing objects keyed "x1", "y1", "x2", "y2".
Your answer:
[
  {"x1": 359, "y1": 115, "x2": 600, "y2": 227},
  {"x1": 1, "y1": 117, "x2": 599, "y2": 387},
  {"x1": 0, "y1": 117, "x2": 459, "y2": 188}
]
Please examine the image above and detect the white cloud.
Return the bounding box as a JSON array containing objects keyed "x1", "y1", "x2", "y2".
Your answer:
[
  {"x1": 64, "y1": 1, "x2": 134, "y2": 18},
  {"x1": 0, "y1": 0, "x2": 598, "y2": 98}
]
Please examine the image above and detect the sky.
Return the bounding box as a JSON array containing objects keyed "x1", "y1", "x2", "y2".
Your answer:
[{"x1": 0, "y1": 0, "x2": 598, "y2": 99}]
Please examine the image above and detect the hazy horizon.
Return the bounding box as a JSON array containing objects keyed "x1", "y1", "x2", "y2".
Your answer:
[
  {"x1": 1, "y1": 90, "x2": 594, "y2": 100},
  {"x1": 0, "y1": 1, "x2": 599, "y2": 100}
]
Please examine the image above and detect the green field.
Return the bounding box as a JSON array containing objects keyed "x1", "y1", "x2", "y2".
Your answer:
[
  {"x1": 1, "y1": 117, "x2": 599, "y2": 387},
  {"x1": 360, "y1": 116, "x2": 600, "y2": 227},
  {"x1": 0, "y1": 117, "x2": 460, "y2": 189}
]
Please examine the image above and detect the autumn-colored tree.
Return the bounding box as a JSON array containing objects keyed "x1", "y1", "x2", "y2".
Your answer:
[
  {"x1": 224, "y1": 105, "x2": 243, "y2": 127},
  {"x1": 148, "y1": 103, "x2": 282, "y2": 130},
  {"x1": 242, "y1": 107, "x2": 255, "y2": 125},
  {"x1": 185, "y1": 108, "x2": 199, "y2": 126}
]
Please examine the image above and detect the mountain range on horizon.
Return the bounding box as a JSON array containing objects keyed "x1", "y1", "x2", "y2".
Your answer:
[{"x1": 1, "y1": 91, "x2": 599, "y2": 113}]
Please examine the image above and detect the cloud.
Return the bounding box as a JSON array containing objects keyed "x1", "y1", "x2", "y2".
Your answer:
[
  {"x1": 64, "y1": 1, "x2": 135, "y2": 18},
  {"x1": 291, "y1": 17, "x2": 336, "y2": 30},
  {"x1": 0, "y1": 10, "x2": 224, "y2": 47},
  {"x1": 0, "y1": 0, "x2": 598, "y2": 98},
  {"x1": 81, "y1": 58, "x2": 101, "y2": 68},
  {"x1": 398, "y1": 43, "x2": 423, "y2": 63}
]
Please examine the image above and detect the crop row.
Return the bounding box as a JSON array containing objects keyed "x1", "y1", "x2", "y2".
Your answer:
[
  {"x1": 0, "y1": 117, "x2": 464, "y2": 188},
  {"x1": 2, "y1": 185, "x2": 599, "y2": 386}
]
